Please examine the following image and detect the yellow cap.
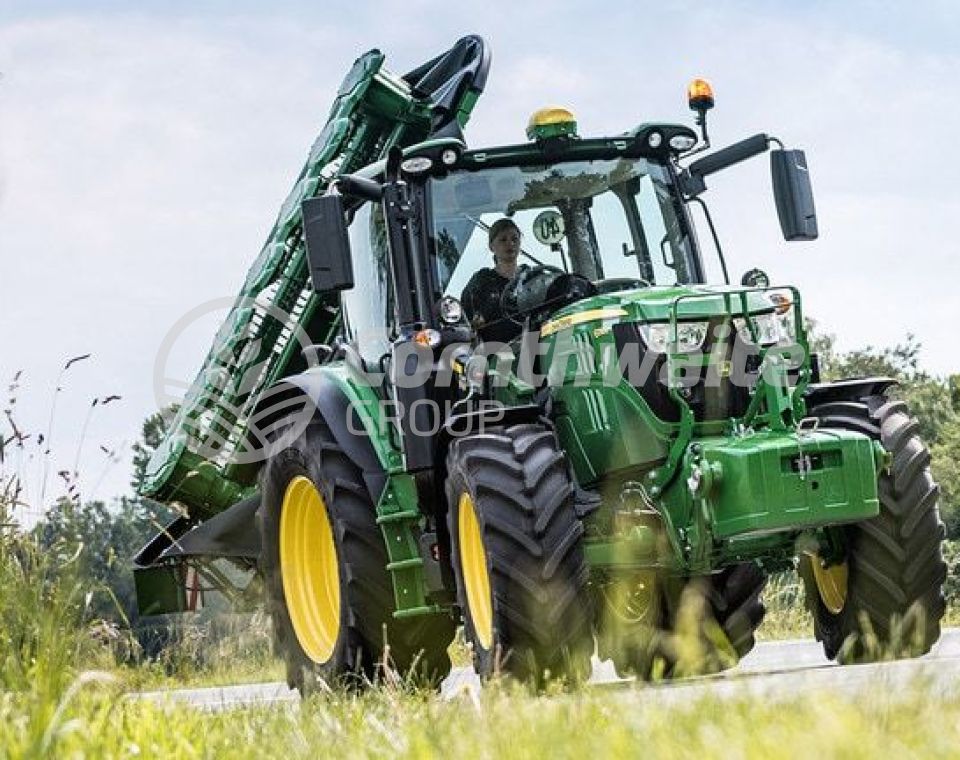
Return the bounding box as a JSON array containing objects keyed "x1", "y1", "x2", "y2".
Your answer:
[{"x1": 527, "y1": 107, "x2": 578, "y2": 141}]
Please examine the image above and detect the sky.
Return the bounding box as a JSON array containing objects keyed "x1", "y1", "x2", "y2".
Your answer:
[{"x1": 1, "y1": 1, "x2": 958, "y2": 521}]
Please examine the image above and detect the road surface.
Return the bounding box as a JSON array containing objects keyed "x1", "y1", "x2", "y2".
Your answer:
[{"x1": 132, "y1": 628, "x2": 960, "y2": 712}]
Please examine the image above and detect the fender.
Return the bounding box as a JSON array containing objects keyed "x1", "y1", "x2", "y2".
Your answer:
[
  {"x1": 253, "y1": 360, "x2": 401, "y2": 501},
  {"x1": 803, "y1": 377, "x2": 898, "y2": 409}
]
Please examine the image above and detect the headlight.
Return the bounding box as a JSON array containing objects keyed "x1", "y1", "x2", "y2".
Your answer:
[
  {"x1": 733, "y1": 313, "x2": 783, "y2": 346},
  {"x1": 640, "y1": 321, "x2": 709, "y2": 353},
  {"x1": 438, "y1": 296, "x2": 464, "y2": 324}
]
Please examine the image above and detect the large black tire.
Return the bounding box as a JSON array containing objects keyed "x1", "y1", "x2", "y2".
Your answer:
[
  {"x1": 259, "y1": 416, "x2": 455, "y2": 692},
  {"x1": 801, "y1": 395, "x2": 947, "y2": 662},
  {"x1": 445, "y1": 424, "x2": 593, "y2": 685},
  {"x1": 597, "y1": 563, "x2": 766, "y2": 679}
]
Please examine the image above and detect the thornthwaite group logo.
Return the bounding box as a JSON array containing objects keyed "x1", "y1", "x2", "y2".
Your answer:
[
  {"x1": 153, "y1": 295, "x2": 807, "y2": 467},
  {"x1": 153, "y1": 296, "x2": 319, "y2": 465}
]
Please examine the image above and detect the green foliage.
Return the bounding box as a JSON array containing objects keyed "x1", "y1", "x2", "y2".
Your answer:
[
  {"x1": 34, "y1": 497, "x2": 151, "y2": 624},
  {"x1": 130, "y1": 406, "x2": 177, "y2": 494},
  {"x1": 29, "y1": 406, "x2": 177, "y2": 627},
  {"x1": 0, "y1": 532, "x2": 87, "y2": 695},
  {"x1": 0, "y1": 490, "x2": 120, "y2": 756},
  {"x1": 933, "y1": 420, "x2": 960, "y2": 540}
]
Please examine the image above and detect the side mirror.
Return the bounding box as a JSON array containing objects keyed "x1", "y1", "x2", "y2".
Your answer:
[
  {"x1": 301, "y1": 195, "x2": 354, "y2": 292},
  {"x1": 771, "y1": 149, "x2": 818, "y2": 241}
]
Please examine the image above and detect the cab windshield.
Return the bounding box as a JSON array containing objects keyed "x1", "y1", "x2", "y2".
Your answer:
[{"x1": 429, "y1": 157, "x2": 700, "y2": 299}]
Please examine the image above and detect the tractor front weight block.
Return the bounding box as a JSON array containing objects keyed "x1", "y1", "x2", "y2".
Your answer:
[{"x1": 658, "y1": 427, "x2": 881, "y2": 567}]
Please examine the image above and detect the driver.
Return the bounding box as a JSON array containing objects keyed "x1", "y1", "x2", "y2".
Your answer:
[{"x1": 461, "y1": 217, "x2": 523, "y2": 343}]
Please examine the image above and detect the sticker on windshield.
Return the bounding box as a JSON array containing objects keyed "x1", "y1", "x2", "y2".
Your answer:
[{"x1": 532, "y1": 210, "x2": 565, "y2": 246}]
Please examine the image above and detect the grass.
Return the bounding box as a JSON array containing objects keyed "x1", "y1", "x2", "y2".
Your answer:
[
  {"x1": 760, "y1": 565, "x2": 960, "y2": 640},
  {"x1": 758, "y1": 572, "x2": 814, "y2": 641},
  {"x1": 3, "y1": 525, "x2": 960, "y2": 759},
  {"x1": 118, "y1": 612, "x2": 285, "y2": 692},
  {"x1": 2, "y1": 673, "x2": 960, "y2": 758}
]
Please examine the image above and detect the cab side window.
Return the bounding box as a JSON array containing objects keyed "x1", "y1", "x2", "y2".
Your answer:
[{"x1": 341, "y1": 203, "x2": 393, "y2": 364}]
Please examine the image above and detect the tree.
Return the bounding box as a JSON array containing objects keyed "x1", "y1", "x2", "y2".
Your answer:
[
  {"x1": 131, "y1": 405, "x2": 178, "y2": 494},
  {"x1": 35, "y1": 497, "x2": 149, "y2": 623},
  {"x1": 931, "y1": 417, "x2": 960, "y2": 540},
  {"x1": 32, "y1": 406, "x2": 177, "y2": 625}
]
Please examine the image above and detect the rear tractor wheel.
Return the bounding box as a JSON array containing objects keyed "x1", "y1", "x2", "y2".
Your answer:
[
  {"x1": 445, "y1": 424, "x2": 594, "y2": 686},
  {"x1": 800, "y1": 395, "x2": 947, "y2": 662}
]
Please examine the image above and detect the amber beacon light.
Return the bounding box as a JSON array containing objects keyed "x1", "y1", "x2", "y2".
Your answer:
[{"x1": 687, "y1": 78, "x2": 715, "y2": 112}]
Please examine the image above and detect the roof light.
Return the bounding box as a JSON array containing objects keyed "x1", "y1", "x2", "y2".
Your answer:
[
  {"x1": 526, "y1": 107, "x2": 578, "y2": 141},
  {"x1": 400, "y1": 156, "x2": 433, "y2": 175},
  {"x1": 687, "y1": 78, "x2": 715, "y2": 112},
  {"x1": 669, "y1": 134, "x2": 696, "y2": 151}
]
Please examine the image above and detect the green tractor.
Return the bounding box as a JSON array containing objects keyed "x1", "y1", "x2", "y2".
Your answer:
[{"x1": 136, "y1": 36, "x2": 946, "y2": 690}]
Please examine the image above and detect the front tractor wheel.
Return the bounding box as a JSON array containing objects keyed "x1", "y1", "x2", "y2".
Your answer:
[
  {"x1": 446, "y1": 424, "x2": 594, "y2": 686},
  {"x1": 259, "y1": 416, "x2": 454, "y2": 692},
  {"x1": 801, "y1": 395, "x2": 947, "y2": 662},
  {"x1": 597, "y1": 563, "x2": 766, "y2": 679}
]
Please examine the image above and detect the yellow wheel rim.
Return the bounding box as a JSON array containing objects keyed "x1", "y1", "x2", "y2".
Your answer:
[
  {"x1": 279, "y1": 476, "x2": 341, "y2": 664},
  {"x1": 458, "y1": 492, "x2": 493, "y2": 649},
  {"x1": 811, "y1": 555, "x2": 848, "y2": 615}
]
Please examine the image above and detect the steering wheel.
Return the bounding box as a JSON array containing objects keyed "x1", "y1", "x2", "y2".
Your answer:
[
  {"x1": 501, "y1": 266, "x2": 598, "y2": 325},
  {"x1": 500, "y1": 265, "x2": 565, "y2": 322},
  {"x1": 546, "y1": 273, "x2": 597, "y2": 302}
]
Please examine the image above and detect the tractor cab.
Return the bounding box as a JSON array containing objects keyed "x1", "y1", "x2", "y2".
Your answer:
[
  {"x1": 432, "y1": 133, "x2": 702, "y2": 340},
  {"x1": 335, "y1": 119, "x2": 705, "y2": 360}
]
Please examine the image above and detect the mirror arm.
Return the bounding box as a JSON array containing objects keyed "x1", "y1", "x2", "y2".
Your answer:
[
  {"x1": 680, "y1": 133, "x2": 772, "y2": 197},
  {"x1": 336, "y1": 174, "x2": 384, "y2": 202}
]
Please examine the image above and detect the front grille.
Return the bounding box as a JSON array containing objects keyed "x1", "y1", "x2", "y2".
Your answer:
[{"x1": 612, "y1": 319, "x2": 757, "y2": 423}]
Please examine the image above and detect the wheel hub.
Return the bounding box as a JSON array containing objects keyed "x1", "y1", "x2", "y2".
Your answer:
[{"x1": 279, "y1": 476, "x2": 341, "y2": 663}]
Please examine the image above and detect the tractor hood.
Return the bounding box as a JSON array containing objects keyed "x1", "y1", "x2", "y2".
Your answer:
[{"x1": 539, "y1": 284, "x2": 781, "y2": 337}]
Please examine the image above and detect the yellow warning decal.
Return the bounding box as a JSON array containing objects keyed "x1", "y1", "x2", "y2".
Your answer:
[{"x1": 540, "y1": 308, "x2": 628, "y2": 337}]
